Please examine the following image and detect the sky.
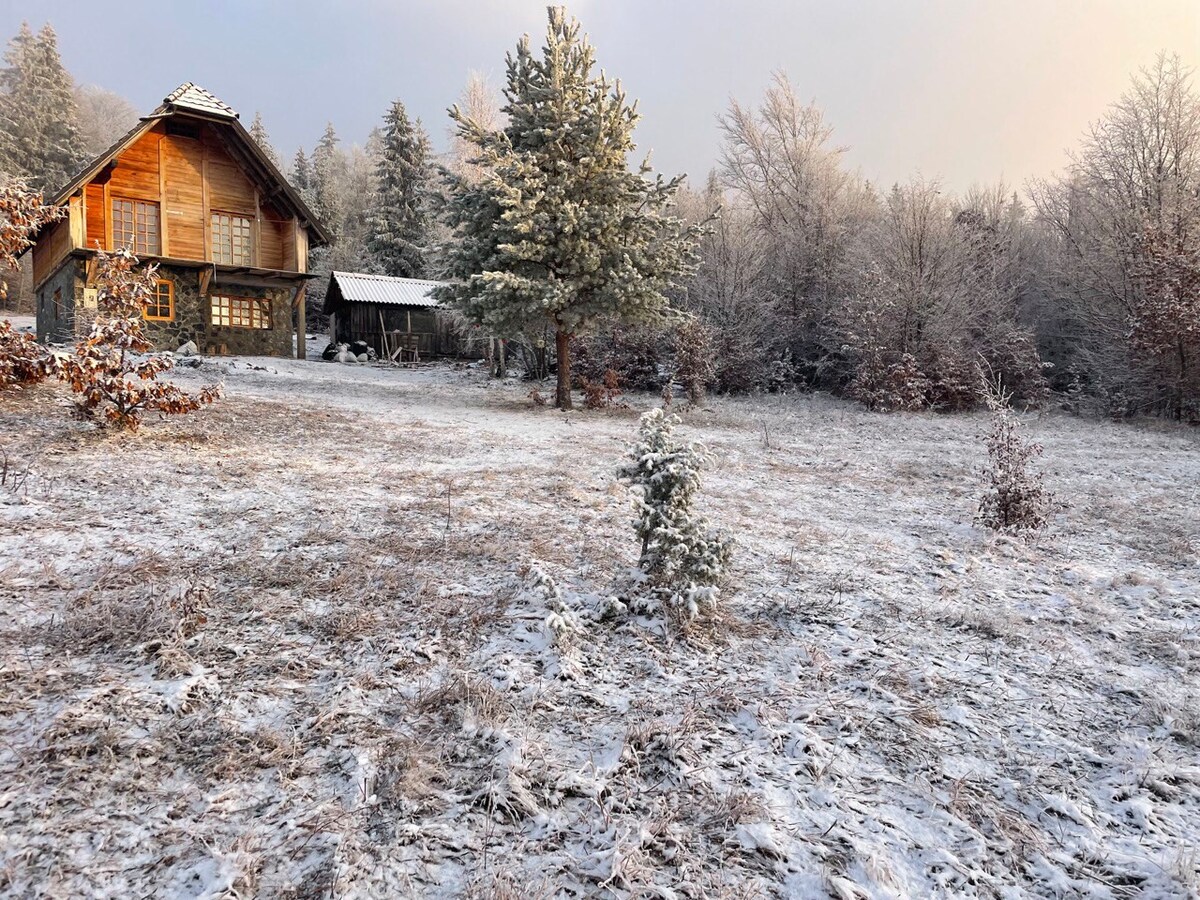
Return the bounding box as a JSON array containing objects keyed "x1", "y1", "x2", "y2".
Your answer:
[{"x1": 5, "y1": 0, "x2": 1198, "y2": 193}]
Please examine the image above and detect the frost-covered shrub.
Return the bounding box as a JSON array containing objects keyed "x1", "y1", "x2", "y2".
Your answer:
[
  {"x1": 619, "y1": 409, "x2": 733, "y2": 621},
  {"x1": 0, "y1": 320, "x2": 51, "y2": 388},
  {"x1": 54, "y1": 249, "x2": 220, "y2": 431},
  {"x1": 977, "y1": 375, "x2": 1051, "y2": 531},
  {"x1": 849, "y1": 351, "x2": 930, "y2": 412},
  {"x1": 674, "y1": 318, "x2": 715, "y2": 405},
  {"x1": 572, "y1": 325, "x2": 669, "y2": 392},
  {"x1": 581, "y1": 369, "x2": 622, "y2": 409}
]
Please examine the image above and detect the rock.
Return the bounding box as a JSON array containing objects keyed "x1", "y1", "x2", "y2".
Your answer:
[
  {"x1": 176, "y1": 340, "x2": 198, "y2": 357},
  {"x1": 356, "y1": 353, "x2": 369, "y2": 363},
  {"x1": 176, "y1": 356, "x2": 203, "y2": 369}
]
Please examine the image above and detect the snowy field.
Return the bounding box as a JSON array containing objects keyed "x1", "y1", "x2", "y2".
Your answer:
[{"x1": 1, "y1": 351, "x2": 1198, "y2": 899}]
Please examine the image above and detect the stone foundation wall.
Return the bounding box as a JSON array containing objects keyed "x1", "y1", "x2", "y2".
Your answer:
[
  {"x1": 35, "y1": 262, "x2": 83, "y2": 344},
  {"x1": 35, "y1": 260, "x2": 295, "y2": 357},
  {"x1": 141, "y1": 267, "x2": 294, "y2": 357}
]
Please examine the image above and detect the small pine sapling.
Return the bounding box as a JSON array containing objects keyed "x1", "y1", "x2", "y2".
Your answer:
[
  {"x1": 619, "y1": 409, "x2": 733, "y2": 622},
  {"x1": 55, "y1": 249, "x2": 220, "y2": 431},
  {"x1": 977, "y1": 372, "x2": 1051, "y2": 531}
]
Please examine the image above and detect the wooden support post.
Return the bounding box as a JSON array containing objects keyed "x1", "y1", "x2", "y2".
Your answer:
[{"x1": 295, "y1": 283, "x2": 306, "y2": 360}]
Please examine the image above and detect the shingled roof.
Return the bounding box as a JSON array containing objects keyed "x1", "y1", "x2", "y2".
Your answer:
[
  {"x1": 323, "y1": 272, "x2": 446, "y2": 313},
  {"x1": 163, "y1": 83, "x2": 238, "y2": 119}
]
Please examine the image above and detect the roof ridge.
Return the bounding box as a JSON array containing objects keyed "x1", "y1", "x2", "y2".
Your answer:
[
  {"x1": 164, "y1": 82, "x2": 238, "y2": 119},
  {"x1": 334, "y1": 271, "x2": 443, "y2": 283}
]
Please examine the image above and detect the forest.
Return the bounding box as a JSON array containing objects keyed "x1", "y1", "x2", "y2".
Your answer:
[{"x1": 1, "y1": 19, "x2": 1197, "y2": 421}]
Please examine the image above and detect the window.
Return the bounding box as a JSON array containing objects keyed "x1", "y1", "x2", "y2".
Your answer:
[
  {"x1": 211, "y1": 212, "x2": 253, "y2": 265},
  {"x1": 52, "y1": 288, "x2": 62, "y2": 320},
  {"x1": 210, "y1": 295, "x2": 271, "y2": 330},
  {"x1": 144, "y1": 280, "x2": 173, "y2": 320},
  {"x1": 111, "y1": 198, "x2": 160, "y2": 255}
]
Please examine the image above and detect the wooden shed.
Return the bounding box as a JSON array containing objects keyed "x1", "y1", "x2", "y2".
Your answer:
[{"x1": 323, "y1": 271, "x2": 456, "y2": 359}]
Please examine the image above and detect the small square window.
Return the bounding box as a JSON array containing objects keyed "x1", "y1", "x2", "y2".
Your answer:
[
  {"x1": 211, "y1": 212, "x2": 253, "y2": 266},
  {"x1": 210, "y1": 294, "x2": 270, "y2": 330},
  {"x1": 144, "y1": 280, "x2": 173, "y2": 321},
  {"x1": 111, "y1": 198, "x2": 160, "y2": 255}
]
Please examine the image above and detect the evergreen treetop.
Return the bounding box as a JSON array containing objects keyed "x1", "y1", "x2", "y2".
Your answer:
[
  {"x1": 366, "y1": 99, "x2": 432, "y2": 279},
  {"x1": 0, "y1": 22, "x2": 87, "y2": 193},
  {"x1": 434, "y1": 6, "x2": 706, "y2": 409},
  {"x1": 248, "y1": 111, "x2": 281, "y2": 169}
]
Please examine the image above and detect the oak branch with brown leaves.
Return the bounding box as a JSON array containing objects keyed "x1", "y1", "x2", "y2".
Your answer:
[
  {"x1": 0, "y1": 178, "x2": 64, "y2": 387},
  {"x1": 55, "y1": 249, "x2": 220, "y2": 430}
]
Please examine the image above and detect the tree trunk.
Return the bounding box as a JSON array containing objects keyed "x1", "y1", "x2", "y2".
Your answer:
[{"x1": 555, "y1": 328, "x2": 573, "y2": 410}]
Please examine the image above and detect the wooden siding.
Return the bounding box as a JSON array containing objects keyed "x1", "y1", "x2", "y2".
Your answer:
[
  {"x1": 67, "y1": 119, "x2": 298, "y2": 271},
  {"x1": 107, "y1": 129, "x2": 162, "y2": 201},
  {"x1": 333, "y1": 302, "x2": 443, "y2": 357},
  {"x1": 32, "y1": 215, "x2": 72, "y2": 287},
  {"x1": 161, "y1": 134, "x2": 206, "y2": 261}
]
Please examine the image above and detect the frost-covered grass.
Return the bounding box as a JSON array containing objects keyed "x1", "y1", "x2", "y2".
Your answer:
[{"x1": 1, "y1": 352, "x2": 1198, "y2": 898}]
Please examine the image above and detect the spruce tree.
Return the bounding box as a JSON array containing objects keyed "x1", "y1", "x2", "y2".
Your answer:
[
  {"x1": 434, "y1": 7, "x2": 705, "y2": 409},
  {"x1": 0, "y1": 23, "x2": 87, "y2": 193},
  {"x1": 365, "y1": 100, "x2": 432, "y2": 278},
  {"x1": 248, "y1": 111, "x2": 281, "y2": 169},
  {"x1": 310, "y1": 123, "x2": 346, "y2": 242}
]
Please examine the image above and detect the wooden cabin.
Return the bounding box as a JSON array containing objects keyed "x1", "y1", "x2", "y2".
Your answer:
[
  {"x1": 323, "y1": 271, "x2": 461, "y2": 359},
  {"x1": 26, "y1": 83, "x2": 330, "y2": 357}
]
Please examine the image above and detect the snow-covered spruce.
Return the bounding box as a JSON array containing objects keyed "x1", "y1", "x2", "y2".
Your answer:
[{"x1": 619, "y1": 408, "x2": 733, "y2": 621}]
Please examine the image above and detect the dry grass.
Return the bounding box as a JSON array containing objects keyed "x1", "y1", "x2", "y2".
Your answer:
[{"x1": 0, "y1": 365, "x2": 1197, "y2": 898}]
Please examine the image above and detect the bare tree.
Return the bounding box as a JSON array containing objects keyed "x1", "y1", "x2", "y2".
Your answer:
[
  {"x1": 73, "y1": 84, "x2": 138, "y2": 159},
  {"x1": 837, "y1": 178, "x2": 1046, "y2": 410},
  {"x1": 1030, "y1": 53, "x2": 1200, "y2": 415},
  {"x1": 718, "y1": 72, "x2": 874, "y2": 376},
  {"x1": 446, "y1": 70, "x2": 503, "y2": 185}
]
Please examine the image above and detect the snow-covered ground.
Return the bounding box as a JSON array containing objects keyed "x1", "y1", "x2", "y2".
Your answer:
[
  {"x1": 1, "y1": 312, "x2": 35, "y2": 333},
  {"x1": 1, "y1": 354, "x2": 1198, "y2": 898}
]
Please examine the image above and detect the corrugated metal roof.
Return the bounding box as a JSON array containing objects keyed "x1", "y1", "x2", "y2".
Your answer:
[
  {"x1": 164, "y1": 83, "x2": 238, "y2": 119},
  {"x1": 329, "y1": 272, "x2": 445, "y2": 308}
]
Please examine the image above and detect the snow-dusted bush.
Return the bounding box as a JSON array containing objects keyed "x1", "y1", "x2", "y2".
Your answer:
[
  {"x1": 620, "y1": 409, "x2": 732, "y2": 621},
  {"x1": 572, "y1": 325, "x2": 670, "y2": 393},
  {"x1": 977, "y1": 374, "x2": 1052, "y2": 532},
  {"x1": 848, "y1": 350, "x2": 931, "y2": 412},
  {"x1": 674, "y1": 318, "x2": 715, "y2": 405},
  {"x1": 580, "y1": 368, "x2": 622, "y2": 409},
  {"x1": 54, "y1": 249, "x2": 220, "y2": 431},
  {"x1": 0, "y1": 319, "x2": 51, "y2": 388}
]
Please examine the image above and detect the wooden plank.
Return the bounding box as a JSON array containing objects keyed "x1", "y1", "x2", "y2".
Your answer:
[
  {"x1": 161, "y1": 134, "x2": 205, "y2": 261},
  {"x1": 68, "y1": 195, "x2": 84, "y2": 249},
  {"x1": 103, "y1": 180, "x2": 112, "y2": 251},
  {"x1": 201, "y1": 138, "x2": 211, "y2": 261},
  {"x1": 158, "y1": 136, "x2": 169, "y2": 256}
]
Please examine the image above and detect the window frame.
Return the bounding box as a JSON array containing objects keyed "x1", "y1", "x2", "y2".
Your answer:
[
  {"x1": 144, "y1": 279, "x2": 174, "y2": 321},
  {"x1": 110, "y1": 196, "x2": 161, "y2": 256},
  {"x1": 210, "y1": 210, "x2": 254, "y2": 266},
  {"x1": 210, "y1": 294, "x2": 271, "y2": 330}
]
